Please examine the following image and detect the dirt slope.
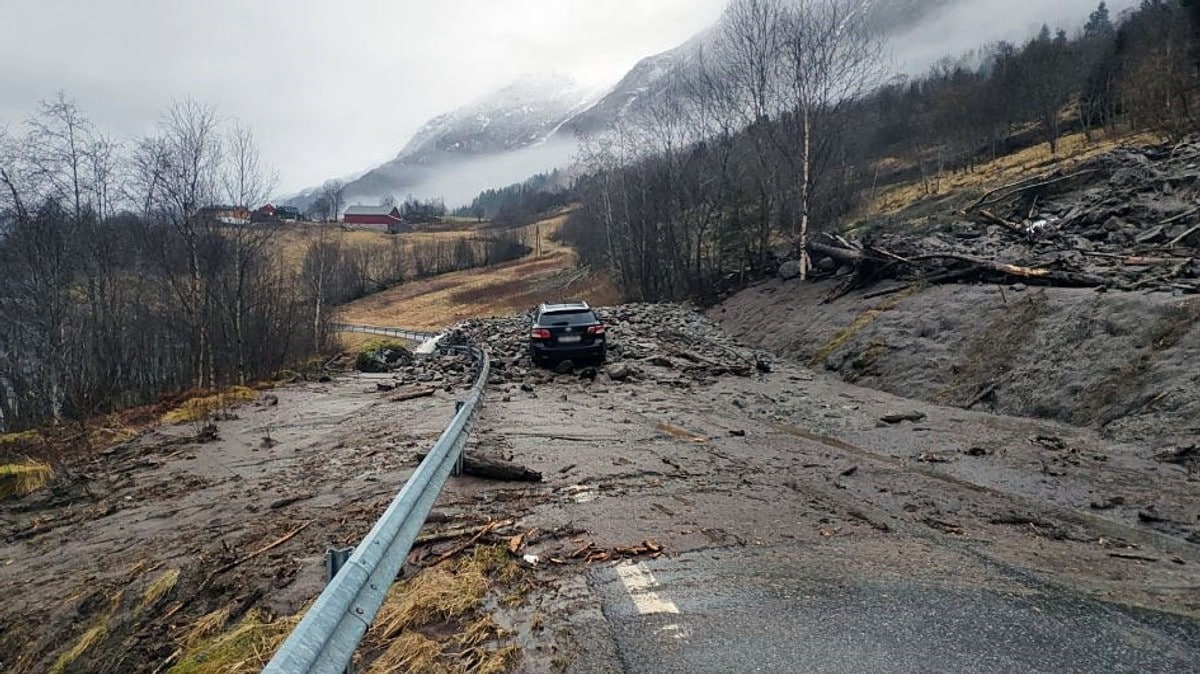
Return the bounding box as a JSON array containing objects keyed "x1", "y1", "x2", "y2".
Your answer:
[{"x1": 712, "y1": 280, "x2": 1200, "y2": 448}]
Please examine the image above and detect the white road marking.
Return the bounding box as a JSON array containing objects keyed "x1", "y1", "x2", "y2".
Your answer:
[
  {"x1": 657, "y1": 623, "x2": 692, "y2": 640},
  {"x1": 615, "y1": 561, "x2": 679, "y2": 615}
]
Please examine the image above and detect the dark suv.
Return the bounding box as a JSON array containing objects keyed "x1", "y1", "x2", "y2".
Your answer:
[{"x1": 529, "y1": 301, "x2": 606, "y2": 365}]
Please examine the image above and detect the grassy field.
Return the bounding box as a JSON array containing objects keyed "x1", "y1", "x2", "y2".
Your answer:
[
  {"x1": 270, "y1": 220, "x2": 484, "y2": 270},
  {"x1": 336, "y1": 211, "x2": 619, "y2": 335}
]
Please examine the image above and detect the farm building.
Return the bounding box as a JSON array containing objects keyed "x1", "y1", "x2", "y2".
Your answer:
[
  {"x1": 252, "y1": 204, "x2": 277, "y2": 222},
  {"x1": 343, "y1": 205, "x2": 409, "y2": 233}
]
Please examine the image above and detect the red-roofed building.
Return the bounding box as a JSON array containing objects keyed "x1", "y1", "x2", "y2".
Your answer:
[{"x1": 343, "y1": 205, "x2": 408, "y2": 233}]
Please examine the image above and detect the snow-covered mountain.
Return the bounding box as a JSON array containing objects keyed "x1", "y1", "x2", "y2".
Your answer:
[
  {"x1": 288, "y1": 74, "x2": 596, "y2": 209},
  {"x1": 287, "y1": 0, "x2": 1110, "y2": 210}
]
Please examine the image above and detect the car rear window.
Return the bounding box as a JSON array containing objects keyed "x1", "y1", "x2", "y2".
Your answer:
[{"x1": 538, "y1": 310, "x2": 598, "y2": 326}]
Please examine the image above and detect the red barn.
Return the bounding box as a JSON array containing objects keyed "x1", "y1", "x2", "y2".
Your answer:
[
  {"x1": 343, "y1": 205, "x2": 403, "y2": 226},
  {"x1": 252, "y1": 203, "x2": 277, "y2": 223}
]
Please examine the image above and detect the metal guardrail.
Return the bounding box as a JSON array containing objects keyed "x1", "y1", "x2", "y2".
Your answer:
[
  {"x1": 331, "y1": 322, "x2": 438, "y2": 344},
  {"x1": 263, "y1": 324, "x2": 490, "y2": 674}
]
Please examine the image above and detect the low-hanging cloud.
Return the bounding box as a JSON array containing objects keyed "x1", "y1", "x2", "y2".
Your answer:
[{"x1": 889, "y1": 0, "x2": 1139, "y2": 74}]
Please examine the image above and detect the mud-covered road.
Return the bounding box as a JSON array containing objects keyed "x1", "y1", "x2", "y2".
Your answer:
[
  {"x1": 4, "y1": 304, "x2": 1199, "y2": 672},
  {"x1": 475, "y1": 340, "x2": 1200, "y2": 672}
]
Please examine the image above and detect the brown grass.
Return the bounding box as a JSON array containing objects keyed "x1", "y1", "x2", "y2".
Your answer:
[
  {"x1": 861, "y1": 131, "x2": 1156, "y2": 219},
  {"x1": 364, "y1": 545, "x2": 524, "y2": 674},
  {"x1": 138, "y1": 568, "x2": 181, "y2": 612},
  {"x1": 337, "y1": 212, "x2": 619, "y2": 333},
  {"x1": 161, "y1": 386, "x2": 256, "y2": 425},
  {"x1": 180, "y1": 607, "x2": 233, "y2": 651},
  {"x1": 0, "y1": 460, "x2": 55, "y2": 500},
  {"x1": 272, "y1": 222, "x2": 483, "y2": 271},
  {"x1": 168, "y1": 609, "x2": 300, "y2": 674},
  {"x1": 49, "y1": 592, "x2": 122, "y2": 674}
]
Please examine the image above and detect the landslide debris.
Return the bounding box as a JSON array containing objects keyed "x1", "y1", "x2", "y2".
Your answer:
[
  {"x1": 448, "y1": 303, "x2": 771, "y2": 385},
  {"x1": 809, "y1": 139, "x2": 1200, "y2": 297}
]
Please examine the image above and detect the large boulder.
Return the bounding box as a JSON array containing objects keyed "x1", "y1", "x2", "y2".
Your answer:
[{"x1": 779, "y1": 260, "x2": 803, "y2": 280}]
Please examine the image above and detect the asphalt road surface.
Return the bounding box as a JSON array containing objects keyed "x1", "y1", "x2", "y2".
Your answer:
[{"x1": 564, "y1": 539, "x2": 1200, "y2": 673}]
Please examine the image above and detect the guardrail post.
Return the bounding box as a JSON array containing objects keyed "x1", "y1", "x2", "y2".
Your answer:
[
  {"x1": 324, "y1": 546, "x2": 356, "y2": 674},
  {"x1": 325, "y1": 546, "x2": 354, "y2": 582},
  {"x1": 452, "y1": 401, "x2": 465, "y2": 476}
]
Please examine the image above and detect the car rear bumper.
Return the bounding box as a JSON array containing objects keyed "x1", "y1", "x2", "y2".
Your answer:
[{"x1": 531, "y1": 341, "x2": 606, "y2": 361}]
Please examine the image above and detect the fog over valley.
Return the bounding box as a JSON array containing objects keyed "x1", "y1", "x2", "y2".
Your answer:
[{"x1": 1, "y1": 0, "x2": 1141, "y2": 207}]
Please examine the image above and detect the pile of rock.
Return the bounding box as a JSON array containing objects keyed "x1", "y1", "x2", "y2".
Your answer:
[
  {"x1": 387, "y1": 350, "x2": 479, "y2": 391},
  {"x1": 808, "y1": 139, "x2": 1200, "y2": 296},
  {"x1": 448, "y1": 304, "x2": 771, "y2": 386}
]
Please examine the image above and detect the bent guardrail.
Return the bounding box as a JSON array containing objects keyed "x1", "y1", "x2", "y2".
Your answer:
[{"x1": 263, "y1": 324, "x2": 489, "y2": 674}]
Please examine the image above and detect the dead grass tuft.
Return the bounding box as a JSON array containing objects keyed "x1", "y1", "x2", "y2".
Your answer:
[
  {"x1": 0, "y1": 429, "x2": 39, "y2": 446},
  {"x1": 366, "y1": 545, "x2": 524, "y2": 673},
  {"x1": 368, "y1": 632, "x2": 445, "y2": 674},
  {"x1": 138, "y1": 568, "x2": 181, "y2": 612},
  {"x1": 50, "y1": 622, "x2": 109, "y2": 674},
  {"x1": 180, "y1": 607, "x2": 233, "y2": 651},
  {"x1": 168, "y1": 609, "x2": 299, "y2": 674},
  {"x1": 374, "y1": 564, "x2": 489, "y2": 639},
  {"x1": 161, "y1": 386, "x2": 256, "y2": 425},
  {"x1": 49, "y1": 592, "x2": 122, "y2": 674},
  {"x1": 0, "y1": 460, "x2": 55, "y2": 500}
]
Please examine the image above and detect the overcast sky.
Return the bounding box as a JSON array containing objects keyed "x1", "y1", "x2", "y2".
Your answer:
[
  {"x1": 0, "y1": 0, "x2": 727, "y2": 193},
  {"x1": 1, "y1": 0, "x2": 1135, "y2": 195}
]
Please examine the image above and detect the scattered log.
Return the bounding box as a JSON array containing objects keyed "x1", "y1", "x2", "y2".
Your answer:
[
  {"x1": 415, "y1": 522, "x2": 493, "y2": 546},
  {"x1": 809, "y1": 240, "x2": 865, "y2": 264},
  {"x1": 976, "y1": 209, "x2": 1026, "y2": 235},
  {"x1": 907, "y1": 253, "x2": 1110, "y2": 287},
  {"x1": 389, "y1": 387, "x2": 437, "y2": 402},
  {"x1": 211, "y1": 519, "x2": 314, "y2": 576},
  {"x1": 415, "y1": 451, "x2": 543, "y2": 482},
  {"x1": 1162, "y1": 207, "x2": 1200, "y2": 227},
  {"x1": 965, "y1": 169, "x2": 1100, "y2": 213},
  {"x1": 1169, "y1": 223, "x2": 1200, "y2": 246},
  {"x1": 1109, "y1": 552, "x2": 1160, "y2": 562},
  {"x1": 430, "y1": 519, "x2": 512, "y2": 565}
]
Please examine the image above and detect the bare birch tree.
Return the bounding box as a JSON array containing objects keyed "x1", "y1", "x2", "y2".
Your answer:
[
  {"x1": 778, "y1": 0, "x2": 884, "y2": 279},
  {"x1": 147, "y1": 98, "x2": 224, "y2": 387},
  {"x1": 220, "y1": 122, "x2": 277, "y2": 383}
]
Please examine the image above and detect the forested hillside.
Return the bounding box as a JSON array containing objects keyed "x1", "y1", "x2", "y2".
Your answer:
[
  {"x1": 0, "y1": 99, "x2": 527, "y2": 433},
  {"x1": 563, "y1": 0, "x2": 1200, "y2": 302}
]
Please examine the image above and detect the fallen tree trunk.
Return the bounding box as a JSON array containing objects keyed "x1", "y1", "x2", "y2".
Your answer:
[
  {"x1": 389, "y1": 387, "x2": 437, "y2": 402},
  {"x1": 907, "y1": 253, "x2": 1111, "y2": 287},
  {"x1": 416, "y1": 451, "x2": 542, "y2": 482},
  {"x1": 809, "y1": 240, "x2": 865, "y2": 264}
]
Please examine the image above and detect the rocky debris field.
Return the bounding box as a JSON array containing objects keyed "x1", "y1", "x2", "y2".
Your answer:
[
  {"x1": 807, "y1": 139, "x2": 1200, "y2": 297},
  {"x1": 452, "y1": 303, "x2": 771, "y2": 386}
]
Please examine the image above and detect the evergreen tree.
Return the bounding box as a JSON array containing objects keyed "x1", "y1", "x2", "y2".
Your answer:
[{"x1": 1085, "y1": 2, "x2": 1113, "y2": 36}]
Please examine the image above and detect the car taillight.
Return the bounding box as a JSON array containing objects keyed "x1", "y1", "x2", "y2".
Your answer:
[
  {"x1": 531, "y1": 328, "x2": 551, "y2": 339},
  {"x1": 587, "y1": 325, "x2": 605, "y2": 336}
]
